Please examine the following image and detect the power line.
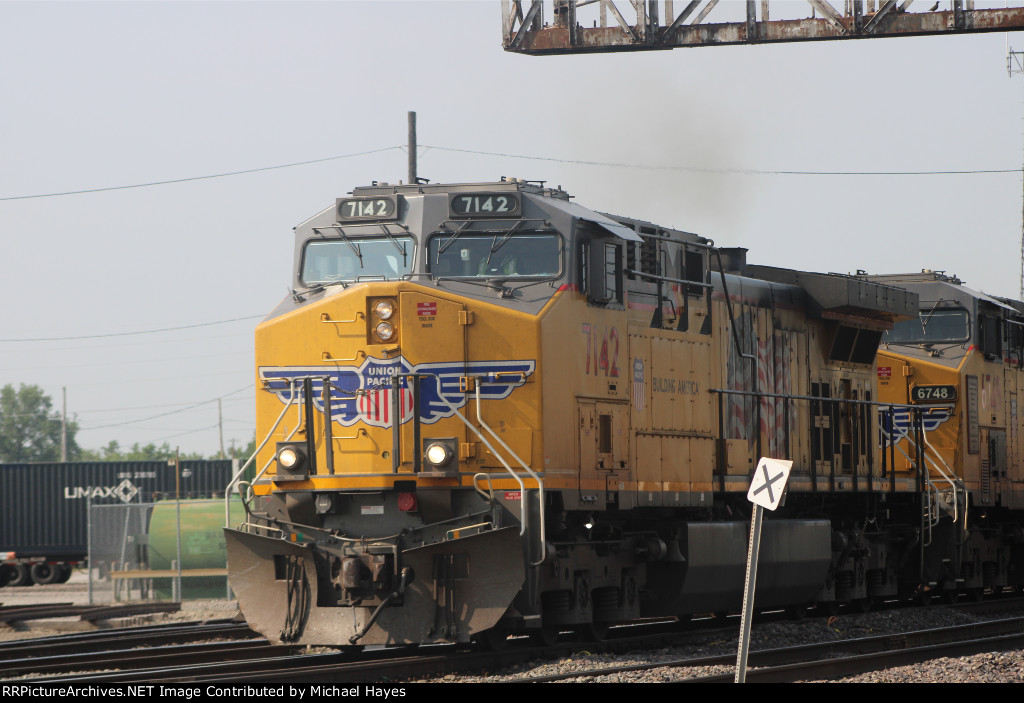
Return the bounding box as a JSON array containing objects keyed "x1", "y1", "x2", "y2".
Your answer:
[
  {"x1": 80, "y1": 384, "x2": 252, "y2": 431},
  {"x1": 0, "y1": 315, "x2": 264, "y2": 342},
  {"x1": 67, "y1": 370, "x2": 252, "y2": 389},
  {"x1": 419, "y1": 145, "x2": 1022, "y2": 176},
  {"x1": 0, "y1": 330, "x2": 252, "y2": 355},
  {"x1": 2, "y1": 143, "x2": 1017, "y2": 206},
  {"x1": 148, "y1": 423, "x2": 222, "y2": 443},
  {"x1": 9, "y1": 349, "x2": 253, "y2": 374},
  {"x1": 0, "y1": 146, "x2": 404, "y2": 201},
  {"x1": 75, "y1": 395, "x2": 252, "y2": 416}
]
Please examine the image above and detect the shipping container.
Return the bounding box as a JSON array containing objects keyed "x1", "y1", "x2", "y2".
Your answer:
[{"x1": 0, "y1": 460, "x2": 236, "y2": 585}]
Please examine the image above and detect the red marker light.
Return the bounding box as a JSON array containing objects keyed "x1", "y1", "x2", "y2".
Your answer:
[{"x1": 397, "y1": 491, "x2": 418, "y2": 512}]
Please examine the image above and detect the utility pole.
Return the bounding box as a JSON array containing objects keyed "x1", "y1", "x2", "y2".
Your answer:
[
  {"x1": 408, "y1": 111, "x2": 417, "y2": 184},
  {"x1": 218, "y1": 397, "x2": 225, "y2": 460},
  {"x1": 1009, "y1": 46, "x2": 1024, "y2": 299},
  {"x1": 60, "y1": 386, "x2": 67, "y2": 462}
]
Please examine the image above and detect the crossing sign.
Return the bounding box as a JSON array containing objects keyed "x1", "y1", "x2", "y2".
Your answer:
[{"x1": 746, "y1": 457, "x2": 793, "y2": 511}]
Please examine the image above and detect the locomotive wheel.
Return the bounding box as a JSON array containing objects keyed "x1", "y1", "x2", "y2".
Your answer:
[
  {"x1": 55, "y1": 565, "x2": 73, "y2": 584},
  {"x1": 817, "y1": 601, "x2": 840, "y2": 617},
  {"x1": 475, "y1": 627, "x2": 510, "y2": 651},
  {"x1": 941, "y1": 589, "x2": 959, "y2": 605},
  {"x1": 5, "y1": 564, "x2": 31, "y2": 587},
  {"x1": 580, "y1": 622, "x2": 608, "y2": 642},
  {"x1": 30, "y1": 563, "x2": 62, "y2": 585},
  {"x1": 785, "y1": 604, "x2": 810, "y2": 620},
  {"x1": 851, "y1": 598, "x2": 873, "y2": 613},
  {"x1": 530, "y1": 625, "x2": 560, "y2": 647}
]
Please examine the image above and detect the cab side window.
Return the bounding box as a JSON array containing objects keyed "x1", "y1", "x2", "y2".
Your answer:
[
  {"x1": 579, "y1": 238, "x2": 623, "y2": 306},
  {"x1": 979, "y1": 314, "x2": 1003, "y2": 360}
]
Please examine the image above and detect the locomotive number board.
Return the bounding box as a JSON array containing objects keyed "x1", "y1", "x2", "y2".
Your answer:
[
  {"x1": 910, "y1": 384, "x2": 957, "y2": 403},
  {"x1": 449, "y1": 193, "x2": 521, "y2": 218},
  {"x1": 337, "y1": 196, "x2": 399, "y2": 221}
]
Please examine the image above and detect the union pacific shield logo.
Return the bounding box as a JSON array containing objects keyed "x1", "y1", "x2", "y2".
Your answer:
[
  {"x1": 259, "y1": 358, "x2": 535, "y2": 428},
  {"x1": 880, "y1": 406, "x2": 954, "y2": 446}
]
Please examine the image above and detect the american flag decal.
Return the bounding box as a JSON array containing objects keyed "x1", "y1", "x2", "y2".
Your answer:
[
  {"x1": 632, "y1": 357, "x2": 645, "y2": 411},
  {"x1": 357, "y1": 386, "x2": 415, "y2": 425}
]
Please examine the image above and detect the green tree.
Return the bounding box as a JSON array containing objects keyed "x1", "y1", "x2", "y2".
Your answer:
[
  {"x1": 227, "y1": 434, "x2": 258, "y2": 462},
  {"x1": 0, "y1": 384, "x2": 80, "y2": 462},
  {"x1": 79, "y1": 440, "x2": 204, "y2": 461}
]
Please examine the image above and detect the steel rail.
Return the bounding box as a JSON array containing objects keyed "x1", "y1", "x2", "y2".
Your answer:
[
  {"x1": 0, "y1": 621, "x2": 253, "y2": 659},
  {"x1": 0, "y1": 639, "x2": 278, "y2": 678}
]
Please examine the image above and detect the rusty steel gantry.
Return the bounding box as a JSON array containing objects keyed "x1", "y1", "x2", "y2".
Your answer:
[{"x1": 502, "y1": 0, "x2": 1024, "y2": 54}]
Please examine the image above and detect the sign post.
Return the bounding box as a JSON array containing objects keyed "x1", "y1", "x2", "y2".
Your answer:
[{"x1": 735, "y1": 457, "x2": 793, "y2": 683}]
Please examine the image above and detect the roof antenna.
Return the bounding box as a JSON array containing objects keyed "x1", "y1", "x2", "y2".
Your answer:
[
  {"x1": 408, "y1": 111, "x2": 430, "y2": 185},
  {"x1": 408, "y1": 111, "x2": 417, "y2": 184},
  {"x1": 1010, "y1": 46, "x2": 1024, "y2": 299}
]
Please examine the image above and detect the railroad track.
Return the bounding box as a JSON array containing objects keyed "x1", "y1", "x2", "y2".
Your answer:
[
  {"x1": 0, "y1": 601, "x2": 181, "y2": 625},
  {"x1": 506, "y1": 616, "x2": 1024, "y2": 683},
  {"x1": 8, "y1": 596, "x2": 1024, "y2": 683},
  {"x1": 0, "y1": 619, "x2": 254, "y2": 661}
]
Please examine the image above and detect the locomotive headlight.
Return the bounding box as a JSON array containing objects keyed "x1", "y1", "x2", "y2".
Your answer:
[
  {"x1": 425, "y1": 442, "x2": 453, "y2": 466},
  {"x1": 375, "y1": 321, "x2": 395, "y2": 342},
  {"x1": 278, "y1": 447, "x2": 300, "y2": 469},
  {"x1": 373, "y1": 300, "x2": 395, "y2": 320},
  {"x1": 274, "y1": 441, "x2": 309, "y2": 478}
]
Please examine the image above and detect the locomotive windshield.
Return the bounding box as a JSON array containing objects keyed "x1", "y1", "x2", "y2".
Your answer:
[
  {"x1": 301, "y1": 236, "x2": 415, "y2": 285},
  {"x1": 883, "y1": 304, "x2": 971, "y2": 345},
  {"x1": 427, "y1": 232, "x2": 561, "y2": 278}
]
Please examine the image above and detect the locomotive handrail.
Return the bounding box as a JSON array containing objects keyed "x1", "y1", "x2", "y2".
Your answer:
[
  {"x1": 709, "y1": 386, "x2": 947, "y2": 412},
  {"x1": 474, "y1": 384, "x2": 547, "y2": 567},
  {"x1": 415, "y1": 373, "x2": 530, "y2": 537},
  {"x1": 236, "y1": 521, "x2": 287, "y2": 539},
  {"x1": 235, "y1": 479, "x2": 254, "y2": 504},
  {"x1": 919, "y1": 428, "x2": 964, "y2": 527},
  {"x1": 322, "y1": 350, "x2": 367, "y2": 363},
  {"x1": 886, "y1": 416, "x2": 965, "y2": 533},
  {"x1": 320, "y1": 312, "x2": 365, "y2": 324},
  {"x1": 625, "y1": 269, "x2": 714, "y2": 290},
  {"x1": 473, "y1": 472, "x2": 496, "y2": 504},
  {"x1": 225, "y1": 379, "x2": 299, "y2": 528},
  {"x1": 710, "y1": 388, "x2": 962, "y2": 522},
  {"x1": 445, "y1": 523, "x2": 494, "y2": 540}
]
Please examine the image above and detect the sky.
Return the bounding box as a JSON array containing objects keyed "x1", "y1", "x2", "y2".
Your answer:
[{"x1": 2, "y1": 0, "x2": 1024, "y2": 457}]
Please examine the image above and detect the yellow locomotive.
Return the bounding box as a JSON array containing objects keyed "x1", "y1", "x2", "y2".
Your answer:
[
  {"x1": 866, "y1": 270, "x2": 1024, "y2": 598},
  {"x1": 225, "y1": 178, "x2": 969, "y2": 648}
]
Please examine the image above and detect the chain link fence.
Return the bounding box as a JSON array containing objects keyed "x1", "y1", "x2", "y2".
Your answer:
[{"x1": 87, "y1": 498, "x2": 245, "y2": 603}]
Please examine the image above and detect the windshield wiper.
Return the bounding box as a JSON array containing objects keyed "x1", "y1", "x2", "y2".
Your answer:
[
  {"x1": 436, "y1": 220, "x2": 473, "y2": 259},
  {"x1": 313, "y1": 226, "x2": 362, "y2": 268},
  {"x1": 381, "y1": 229, "x2": 408, "y2": 267},
  {"x1": 919, "y1": 300, "x2": 941, "y2": 332},
  {"x1": 482, "y1": 221, "x2": 525, "y2": 269}
]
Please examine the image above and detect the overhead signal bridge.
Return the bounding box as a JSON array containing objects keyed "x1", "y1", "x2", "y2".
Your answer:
[{"x1": 502, "y1": 0, "x2": 1024, "y2": 54}]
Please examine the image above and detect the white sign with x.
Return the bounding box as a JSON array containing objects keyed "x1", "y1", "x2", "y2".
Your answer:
[{"x1": 746, "y1": 457, "x2": 793, "y2": 511}]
